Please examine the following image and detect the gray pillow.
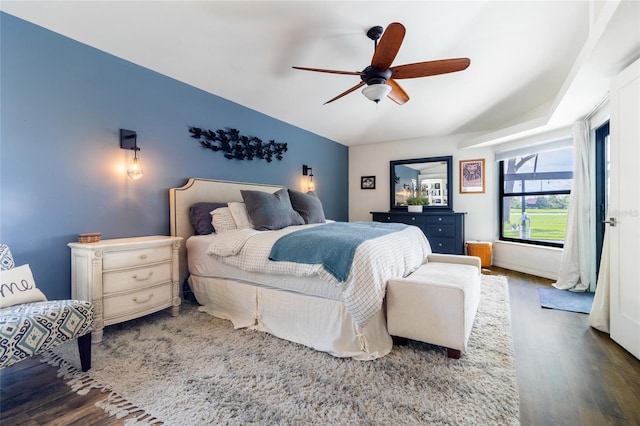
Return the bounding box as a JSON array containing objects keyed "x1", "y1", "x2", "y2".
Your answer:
[
  {"x1": 288, "y1": 189, "x2": 326, "y2": 224},
  {"x1": 189, "y1": 202, "x2": 227, "y2": 235},
  {"x1": 241, "y1": 189, "x2": 304, "y2": 231}
]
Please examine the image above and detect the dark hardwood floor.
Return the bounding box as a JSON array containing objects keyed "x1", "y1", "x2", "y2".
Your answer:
[{"x1": 1, "y1": 268, "x2": 639, "y2": 425}]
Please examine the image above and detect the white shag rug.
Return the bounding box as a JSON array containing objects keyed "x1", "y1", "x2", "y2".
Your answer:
[{"x1": 43, "y1": 274, "x2": 519, "y2": 425}]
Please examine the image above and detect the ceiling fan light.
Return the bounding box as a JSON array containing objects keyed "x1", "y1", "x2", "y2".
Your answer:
[{"x1": 362, "y1": 83, "x2": 392, "y2": 103}]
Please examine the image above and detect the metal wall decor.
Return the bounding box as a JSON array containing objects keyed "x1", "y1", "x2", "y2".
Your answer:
[{"x1": 189, "y1": 127, "x2": 288, "y2": 162}]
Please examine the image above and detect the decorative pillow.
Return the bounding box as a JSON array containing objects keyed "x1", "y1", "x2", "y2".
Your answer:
[
  {"x1": 0, "y1": 264, "x2": 47, "y2": 308},
  {"x1": 241, "y1": 188, "x2": 305, "y2": 231},
  {"x1": 0, "y1": 244, "x2": 14, "y2": 271},
  {"x1": 288, "y1": 189, "x2": 326, "y2": 224},
  {"x1": 190, "y1": 202, "x2": 227, "y2": 235},
  {"x1": 228, "y1": 202, "x2": 253, "y2": 229},
  {"x1": 211, "y1": 207, "x2": 237, "y2": 233}
]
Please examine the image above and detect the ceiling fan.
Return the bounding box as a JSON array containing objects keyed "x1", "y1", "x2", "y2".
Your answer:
[{"x1": 292, "y1": 22, "x2": 470, "y2": 105}]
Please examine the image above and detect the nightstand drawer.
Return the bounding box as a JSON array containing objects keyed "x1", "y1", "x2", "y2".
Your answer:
[
  {"x1": 103, "y1": 284, "x2": 172, "y2": 320},
  {"x1": 103, "y1": 246, "x2": 171, "y2": 270},
  {"x1": 103, "y1": 262, "x2": 171, "y2": 294}
]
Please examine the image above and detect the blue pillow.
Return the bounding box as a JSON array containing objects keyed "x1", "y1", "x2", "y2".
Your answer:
[
  {"x1": 189, "y1": 202, "x2": 227, "y2": 235},
  {"x1": 288, "y1": 189, "x2": 326, "y2": 224},
  {"x1": 241, "y1": 189, "x2": 304, "y2": 231}
]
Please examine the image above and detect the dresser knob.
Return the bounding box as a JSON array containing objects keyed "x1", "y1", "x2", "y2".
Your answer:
[
  {"x1": 140, "y1": 254, "x2": 148, "y2": 260},
  {"x1": 438, "y1": 217, "x2": 442, "y2": 221},
  {"x1": 438, "y1": 228, "x2": 442, "y2": 232},
  {"x1": 387, "y1": 216, "x2": 390, "y2": 220},
  {"x1": 438, "y1": 243, "x2": 443, "y2": 247},
  {"x1": 412, "y1": 217, "x2": 416, "y2": 221}
]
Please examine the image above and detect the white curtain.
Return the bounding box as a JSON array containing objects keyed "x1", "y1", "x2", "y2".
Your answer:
[
  {"x1": 553, "y1": 121, "x2": 591, "y2": 292},
  {"x1": 589, "y1": 226, "x2": 610, "y2": 332}
]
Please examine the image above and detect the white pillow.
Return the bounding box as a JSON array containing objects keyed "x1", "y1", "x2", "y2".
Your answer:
[
  {"x1": 211, "y1": 207, "x2": 237, "y2": 233},
  {"x1": 206, "y1": 228, "x2": 259, "y2": 257},
  {"x1": 228, "y1": 202, "x2": 254, "y2": 229},
  {"x1": 0, "y1": 264, "x2": 47, "y2": 308}
]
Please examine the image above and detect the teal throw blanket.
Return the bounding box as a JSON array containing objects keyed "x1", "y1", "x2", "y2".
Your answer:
[{"x1": 268, "y1": 221, "x2": 408, "y2": 282}]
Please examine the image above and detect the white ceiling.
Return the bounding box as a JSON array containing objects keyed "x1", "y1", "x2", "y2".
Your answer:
[{"x1": 2, "y1": 1, "x2": 639, "y2": 147}]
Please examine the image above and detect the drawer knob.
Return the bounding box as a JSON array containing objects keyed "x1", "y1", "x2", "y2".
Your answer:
[
  {"x1": 412, "y1": 217, "x2": 415, "y2": 221},
  {"x1": 132, "y1": 271, "x2": 153, "y2": 281},
  {"x1": 438, "y1": 228, "x2": 442, "y2": 232},
  {"x1": 133, "y1": 293, "x2": 153, "y2": 304},
  {"x1": 438, "y1": 242, "x2": 443, "y2": 247},
  {"x1": 387, "y1": 216, "x2": 390, "y2": 220},
  {"x1": 139, "y1": 254, "x2": 148, "y2": 260},
  {"x1": 438, "y1": 217, "x2": 442, "y2": 221}
]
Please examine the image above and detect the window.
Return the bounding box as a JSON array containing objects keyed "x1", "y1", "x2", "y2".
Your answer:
[{"x1": 499, "y1": 145, "x2": 573, "y2": 247}]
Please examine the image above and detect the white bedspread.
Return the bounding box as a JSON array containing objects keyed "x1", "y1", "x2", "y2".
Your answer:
[{"x1": 206, "y1": 222, "x2": 431, "y2": 327}]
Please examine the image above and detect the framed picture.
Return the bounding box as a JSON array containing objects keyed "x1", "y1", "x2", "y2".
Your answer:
[
  {"x1": 361, "y1": 176, "x2": 376, "y2": 189},
  {"x1": 460, "y1": 159, "x2": 485, "y2": 194}
]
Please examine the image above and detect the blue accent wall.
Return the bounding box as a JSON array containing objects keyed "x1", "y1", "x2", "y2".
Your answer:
[{"x1": 0, "y1": 13, "x2": 348, "y2": 299}]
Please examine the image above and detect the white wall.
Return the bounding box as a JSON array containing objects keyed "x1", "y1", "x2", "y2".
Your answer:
[
  {"x1": 348, "y1": 133, "x2": 495, "y2": 243},
  {"x1": 349, "y1": 130, "x2": 579, "y2": 280}
]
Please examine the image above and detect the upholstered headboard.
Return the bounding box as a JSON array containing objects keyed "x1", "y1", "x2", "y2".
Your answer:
[{"x1": 169, "y1": 178, "x2": 283, "y2": 285}]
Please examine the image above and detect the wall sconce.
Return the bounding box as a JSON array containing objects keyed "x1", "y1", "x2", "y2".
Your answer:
[
  {"x1": 302, "y1": 164, "x2": 315, "y2": 191},
  {"x1": 120, "y1": 129, "x2": 143, "y2": 180}
]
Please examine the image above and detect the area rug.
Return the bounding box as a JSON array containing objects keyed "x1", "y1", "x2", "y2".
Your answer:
[
  {"x1": 537, "y1": 286, "x2": 594, "y2": 314},
  {"x1": 42, "y1": 274, "x2": 519, "y2": 425}
]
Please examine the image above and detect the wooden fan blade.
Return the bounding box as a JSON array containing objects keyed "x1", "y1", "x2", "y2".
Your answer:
[
  {"x1": 392, "y1": 58, "x2": 470, "y2": 79},
  {"x1": 292, "y1": 66, "x2": 363, "y2": 76},
  {"x1": 324, "y1": 81, "x2": 366, "y2": 105},
  {"x1": 371, "y1": 22, "x2": 405, "y2": 70},
  {"x1": 387, "y1": 79, "x2": 409, "y2": 105}
]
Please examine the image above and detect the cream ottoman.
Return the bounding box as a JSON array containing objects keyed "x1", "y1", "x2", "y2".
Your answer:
[{"x1": 386, "y1": 254, "x2": 481, "y2": 358}]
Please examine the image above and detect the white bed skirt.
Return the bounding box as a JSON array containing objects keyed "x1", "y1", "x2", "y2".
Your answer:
[{"x1": 188, "y1": 275, "x2": 392, "y2": 360}]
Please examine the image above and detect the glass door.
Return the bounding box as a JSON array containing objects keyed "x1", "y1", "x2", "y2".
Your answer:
[{"x1": 594, "y1": 121, "x2": 610, "y2": 275}]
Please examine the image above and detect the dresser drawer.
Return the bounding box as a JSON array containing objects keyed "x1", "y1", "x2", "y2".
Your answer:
[
  {"x1": 372, "y1": 213, "x2": 426, "y2": 225},
  {"x1": 425, "y1": 224, "x2": 456, "y2": 238},
  {"x1": 428, "y1": 238, "x2": 456, "y2": 254},
  {"x1": 103, "y1": 246, "x2": 171, "y2": 270},
  {"x1": 426, "y1": 215, "x2": 456, "y2": 225},
  {"x1": 396, "y1": 215, "x2": 426, "y2": 226},
  {"x1": 103, "y1": 262, "x2": 172, "y2": 294},
  {"x1": 103, "y1": 283, "x2": 172, "y2": 320},
  {"x1": 372, "y1": 213, "x2": 393, "y2": 223}
]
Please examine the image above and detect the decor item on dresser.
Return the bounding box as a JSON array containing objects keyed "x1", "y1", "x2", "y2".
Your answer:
[
  {"x1": 169, "y1": 178, "x2": 431, "y2": 360},
  {"x1": 406, "y1": 195, "x2": 429, "y2": 212},
  {"x1": 361, "y1": 175, "x2": 376, "y2": 189},
  {"x1": 390, "y1": 156, "x2": 452, "y2": 210},
  {"x1": 460, "y1": 158, "x2": 485, "y2": 194},
  {"x1": 371, "y1": 211, "x2": 466, "y2": 254},
  {"x1": 0, "y1": 243, "x2": 94, "y2": 372},
  {"x1": 188, "y1": 127, "x2": 288, "y2": 162},
  {"x1": 68, "y1": 236, "x2": 182, "y2": 343}
]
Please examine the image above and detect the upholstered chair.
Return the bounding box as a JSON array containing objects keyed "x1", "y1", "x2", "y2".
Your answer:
[{"x1": 0, "y1": 244, "x2": 94, "y2": 371}]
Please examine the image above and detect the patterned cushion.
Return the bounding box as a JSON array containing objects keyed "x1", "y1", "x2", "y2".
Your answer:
[
  {"x1": 0, "y1": 245, "x2": 14, "y2": 271},
  {"x1": 0, "y1": 300, "x2": 93, "y2": 369}
]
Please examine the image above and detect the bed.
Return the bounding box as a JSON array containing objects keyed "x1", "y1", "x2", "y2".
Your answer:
[{"x1": 169, "y1": 178, "x2": 430, "y2": 360}]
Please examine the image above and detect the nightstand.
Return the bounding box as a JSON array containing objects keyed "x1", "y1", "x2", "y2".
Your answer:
[{"x1": 68, "y1": 235, "x2": 182, "y2": 343}]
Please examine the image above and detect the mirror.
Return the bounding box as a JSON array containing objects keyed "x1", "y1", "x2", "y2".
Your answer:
[{"x1": 390, "y1": 156, "x2": 453, "y2": 211}]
